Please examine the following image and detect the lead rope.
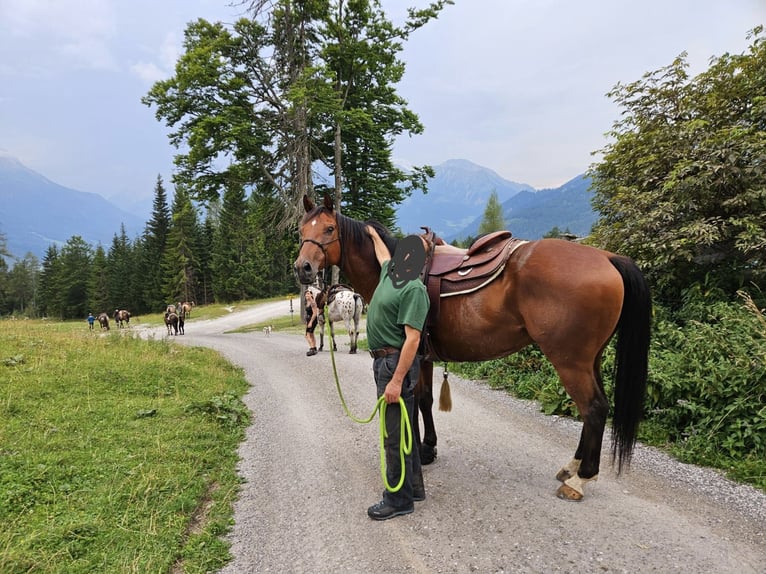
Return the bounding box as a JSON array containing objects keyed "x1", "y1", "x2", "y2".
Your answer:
[{"x1": 324, "y1": 304, "x2": 412, "y2": 492}]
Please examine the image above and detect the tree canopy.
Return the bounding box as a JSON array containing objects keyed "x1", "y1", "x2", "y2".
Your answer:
[
  {"x1": 142, "y1": 0, "x2": 451, "y2": 229},
  {"x1": 589, "y1": 27, "x2": 766, "y2": 302}
]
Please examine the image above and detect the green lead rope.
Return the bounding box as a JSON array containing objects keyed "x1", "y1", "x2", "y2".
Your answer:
[{"x1": 324, "y1": 304, "x2": 412, "y2": 492}]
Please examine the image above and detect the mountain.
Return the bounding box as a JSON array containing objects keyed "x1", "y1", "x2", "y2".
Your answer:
[
  {"x1": 394, "y1": 159, "x2": 534, "y2": 236},
  {"x1": 0, "y1": 156, "x2": 145, "y2": 261},
  {"x1": 447, "y1": 174, "x2": 596, "y2": 242}
]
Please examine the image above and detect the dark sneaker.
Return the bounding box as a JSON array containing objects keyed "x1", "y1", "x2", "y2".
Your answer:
[
  {"x1": 413, "y1": 487, "x2": 426, "y2": 502},
  {"x1": 306, "y1": 348, "x2": 318, "y2": 356},
  {"x1": 367, "y1": 500, "x2": 414, "y2": 521}
]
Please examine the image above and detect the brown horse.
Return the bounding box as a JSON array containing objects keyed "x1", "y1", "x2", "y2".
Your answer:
[
  {"x1": 97, "y1": 312, "x2": 110, "y2": 331},
  {"x1": 293, "y1": 195, "x2": 651, "y2": 501},
  {"x1": 165, "y1": 311, "x2": 179, "y2": 336},
  {"x1": 114, "y1": 309, "x2": 130, "y2": 328}
]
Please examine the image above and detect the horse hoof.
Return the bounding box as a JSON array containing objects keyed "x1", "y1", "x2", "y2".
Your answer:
[
  {"x1": 420, "y1": 444, "x2": 437, "y2": 465},
  {"x1": 349, "y1": 349, "x2": 356, "y2": 354},
  {"x1": 555, "y1": 468, "x2": 573, "y2": 482},
  {"x1": 556, "y1": 484, "x2": 583, "y2": 501}
]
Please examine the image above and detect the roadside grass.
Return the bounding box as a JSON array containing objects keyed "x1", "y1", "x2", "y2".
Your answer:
[{"x1": 0, "y1": 316, "x2": 251, "y2": 573}]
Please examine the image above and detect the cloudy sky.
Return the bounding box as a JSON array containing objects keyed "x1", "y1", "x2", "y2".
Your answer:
[{"x1": 0, "y1": 0, "x2": 762, "y2": 217}]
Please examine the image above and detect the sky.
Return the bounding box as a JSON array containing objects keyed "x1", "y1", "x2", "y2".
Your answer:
[{"x1": 0, "y1": 0, "x2": 763, "y2": 218}]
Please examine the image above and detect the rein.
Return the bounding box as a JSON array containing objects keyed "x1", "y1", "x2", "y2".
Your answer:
[{"x1": 324, "y1": 305, "x2": 412, "y2": 492}]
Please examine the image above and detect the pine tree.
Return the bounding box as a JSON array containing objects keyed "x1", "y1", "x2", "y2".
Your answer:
[
  {"x1": 88, "y1": 245, "x2": 110, "y2": 315},
  {"x1": 478, "y1": 190, "x2": 506, "y2": 235},
  {"x1": 162, "y1": 186, "x2": 200, "y2": 304},
  {"x1": 138, "y1": 175, "x2": 172, "y2": 312}
]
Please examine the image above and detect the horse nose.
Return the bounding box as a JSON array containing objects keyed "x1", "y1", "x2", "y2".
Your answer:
[{"x1": 302, "y1": 261, "x2": 313, "y2": 274}]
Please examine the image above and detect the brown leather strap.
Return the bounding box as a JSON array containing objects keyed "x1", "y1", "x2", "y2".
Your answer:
[{"x1": 369, "y1": 346, "x2": 400, "y2": 359}]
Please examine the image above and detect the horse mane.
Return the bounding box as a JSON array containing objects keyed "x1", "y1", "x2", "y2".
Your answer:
[
  {"x1": 336, "y1": 212, "x2": 398, "y2": 258},
  {"x1": 303, "y1": 201, "x2": 399, "y2": 264}
]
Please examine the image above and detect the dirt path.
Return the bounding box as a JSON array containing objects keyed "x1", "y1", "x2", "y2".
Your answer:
[{"x1": 160, "y1": 302, "x2": 765, "y2": 573}]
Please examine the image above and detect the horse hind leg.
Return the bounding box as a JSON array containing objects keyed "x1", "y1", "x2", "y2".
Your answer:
[
  {"x1": 329, "y1": 321, "x2": 337, "y2": 351},
  {"x1": 344, "y1": 318, "x2": 356, "y2": 354},
  {"x1": 551, "y1": 362, "x2": 609, "y2": 501}
]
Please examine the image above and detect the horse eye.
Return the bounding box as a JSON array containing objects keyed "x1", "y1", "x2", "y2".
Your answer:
[{"x1": 326, "y1": 226, "x2": 335, "y2": 234}]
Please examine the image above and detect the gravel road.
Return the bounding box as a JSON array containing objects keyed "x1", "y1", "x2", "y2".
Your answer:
[{"x1": 148, "y1": 301, "x2": 766, "y2": 573}]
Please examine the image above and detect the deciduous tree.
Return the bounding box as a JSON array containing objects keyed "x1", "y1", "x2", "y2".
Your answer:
[{"x1": 589, "y1": 28, "x2": 766, "y2": 301}]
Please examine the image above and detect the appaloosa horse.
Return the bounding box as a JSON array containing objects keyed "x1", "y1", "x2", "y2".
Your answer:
[
  {"x1": 309, "y1": 284, "x2": 364, "y2": 354},
  {"x1": 294, "y1": 195, "x2": 651, "y2": 501}
]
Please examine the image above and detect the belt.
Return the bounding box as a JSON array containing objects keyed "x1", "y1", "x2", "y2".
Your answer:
[{"x1": 369, "y1": 346, "x2": 400, "y2": 359}]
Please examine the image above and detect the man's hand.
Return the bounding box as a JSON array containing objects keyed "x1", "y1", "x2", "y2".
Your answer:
[{"x1": 384, "y1": 378, "x2": 403, "y2": 404}]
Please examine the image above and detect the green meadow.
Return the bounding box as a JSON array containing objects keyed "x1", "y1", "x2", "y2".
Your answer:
[{"x1": 0, "y1": 307, "x2": 254, "y2": 574}]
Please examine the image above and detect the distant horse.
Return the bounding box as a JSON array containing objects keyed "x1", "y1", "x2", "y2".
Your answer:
[
  {"x1": 181, "y1": 302, "x2": 193, "y2": 317},
  {"x1": 294, "y1": 194, "x2": 651, "y2": 501},
  {"x1": 97, "y1": 312, "x2": 110, "y2": 331},
  {"x1": 114, "y1": 309, "x2": 130, "y2": 328},
  {"x1": 166, "y1": 304, "x2": 177, "y2": 315},
  {"x1": 309, "y1": 284, "x2": 364, "y2": 354},
  {"x1": 165, "y1": 311, "x2": 179, "y2": 336}
]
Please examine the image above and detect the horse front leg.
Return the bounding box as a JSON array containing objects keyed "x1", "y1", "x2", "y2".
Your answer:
[{"x1": 417, "y1": 360, "x2": 438, "y2": 464}]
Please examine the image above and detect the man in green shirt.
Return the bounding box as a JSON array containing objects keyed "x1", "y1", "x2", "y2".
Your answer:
[{"x1": 365, "y1": 226, "x2": 430, "y2": 520}]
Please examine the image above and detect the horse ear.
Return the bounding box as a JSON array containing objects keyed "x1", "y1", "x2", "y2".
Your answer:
[
  {"x1": 303, "y1": 195, "x2": 315, "y2": 213},
  {"x1": 323, "y1": 194, "x2": 334, "y2": 212}
]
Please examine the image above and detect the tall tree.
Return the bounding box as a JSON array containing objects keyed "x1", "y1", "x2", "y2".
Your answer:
[
  {"x1": 6, "y1": 253, "x2": 39, "y2": 317},
  {"x1": 107, "y1": 225, "x2": 134, "y2": 312},
  {"x1": 162, "y1": 186, "x2": 201, "y2": 304},
  {"x1": 59, "y1": 236, "x2": 93, "y2": 320},
  {"x1": 211, "y1": 184, "x2": 258, "y2": 302},
  {"x1": 142, "y1": 1, "x2": 449, "y2": 228},
  {"x1": 138, "y1": 175, "x2": 172, "y2": 313},
  {"x1": 38, "y1": 245, "x2": 61, "y2": 319},
  {"x1": 589, "y1": 27, "x2": 766, "y2": 301},
  {"x1": 88, "y1": 245, "x2": 110, "y2": 314},
  {"x1": 478, "y1": 190, "x2": 505, "y2": 235}
]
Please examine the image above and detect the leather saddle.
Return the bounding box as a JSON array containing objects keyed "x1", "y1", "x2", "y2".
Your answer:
[{"x1": 419, "y1": 229, "x2": 527, "y2": 361}]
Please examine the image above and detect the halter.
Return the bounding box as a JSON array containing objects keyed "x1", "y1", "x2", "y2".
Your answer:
[{"x1": 298, "y1": 211, "x2": 344, "y2": 272}]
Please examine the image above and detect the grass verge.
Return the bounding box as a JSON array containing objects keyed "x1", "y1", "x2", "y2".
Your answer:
[{"x1": 0, "y1": 317, "x2": 250, "y2": 573}]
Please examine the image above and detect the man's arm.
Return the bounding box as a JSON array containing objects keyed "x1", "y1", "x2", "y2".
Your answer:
[
  {"x1": 382, "y1": 324, "x2": 421, "y2": 404},
  {"x1": 366, "y1": 225, "x2": 391, "y2": 266}
]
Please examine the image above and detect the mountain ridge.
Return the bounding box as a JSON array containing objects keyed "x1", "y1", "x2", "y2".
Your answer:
[
  {"x1": 0, "y1": 156, "x2": 597, "y2": 262},
  {"x1": 0, "y1": 155, "x2": 145, "y2": 260}
]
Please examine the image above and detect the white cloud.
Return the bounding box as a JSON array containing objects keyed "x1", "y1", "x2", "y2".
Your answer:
[
  {"x1": 0, "y1": 0, "x2": 117, "y2": 71},
  {"x1": 130, "y1": 61, "x2": 167, "y2": 85}
]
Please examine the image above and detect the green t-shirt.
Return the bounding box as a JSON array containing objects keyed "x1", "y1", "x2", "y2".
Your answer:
[{"x1": 366, "y1": 260, "x2": 430, "y2": 350}]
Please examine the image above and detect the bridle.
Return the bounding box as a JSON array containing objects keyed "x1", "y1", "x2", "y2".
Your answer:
[{"x1": 298, "y1": 213, "x2": 344, "y2": 272}]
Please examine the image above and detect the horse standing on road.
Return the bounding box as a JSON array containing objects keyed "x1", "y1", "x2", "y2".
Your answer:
[
  {"x1": 309, "y1": 284, "x2": 364, "y2": 354},
  {"x1": 165, "y1": 311, "x2": 179, "y2": 336},
  {"x1": 294, "y1": 194, "x2": 651, "y2": 501}
]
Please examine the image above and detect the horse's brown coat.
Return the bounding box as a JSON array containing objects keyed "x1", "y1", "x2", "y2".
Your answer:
[{"x1": 294, "y1": 195, "x2": 651, "y2": 500}]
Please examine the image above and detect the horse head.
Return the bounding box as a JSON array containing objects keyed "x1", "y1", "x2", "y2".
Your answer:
[{"x1": 294, "y1": 195, "x2": 342, "y2": 285}]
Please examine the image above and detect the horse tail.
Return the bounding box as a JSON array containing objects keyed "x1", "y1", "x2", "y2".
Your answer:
[
  {"x1": 608, "y1": 255, "x2": 652, "y2": 474},
  {"x1": 352, "y1": 293, "x2": 363, "y2": 324}
]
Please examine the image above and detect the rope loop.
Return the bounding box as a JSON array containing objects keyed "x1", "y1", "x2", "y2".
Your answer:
[{"x1": 325, "y1": 307, "x2": 412, "y2": 492}]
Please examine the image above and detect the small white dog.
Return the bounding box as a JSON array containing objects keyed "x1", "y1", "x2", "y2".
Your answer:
[{"x1": 263, "y1": 325, "x2": 273, "y2": 336}]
